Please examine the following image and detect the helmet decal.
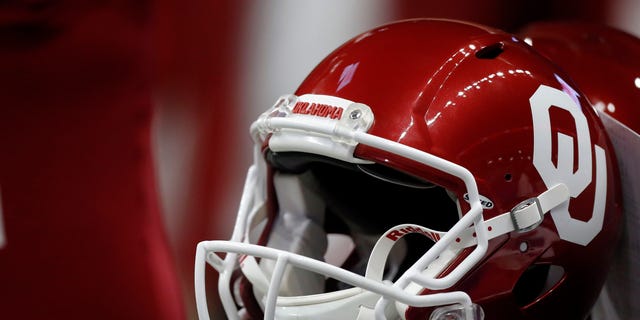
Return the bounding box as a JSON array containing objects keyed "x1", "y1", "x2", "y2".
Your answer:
[{"x1": 530, "y1": 84, "x2": 607, "y2": 245}]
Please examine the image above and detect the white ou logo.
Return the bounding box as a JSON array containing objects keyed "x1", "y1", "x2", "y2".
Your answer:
[{"x1": 530, "y1": 85, "x2": 607, "y2": 246}]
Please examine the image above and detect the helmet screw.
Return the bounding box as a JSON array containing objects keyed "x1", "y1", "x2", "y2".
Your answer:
[
  {"x1": 349, "y1": 109, "x2": 362, "y2": 120},
  {"x1": 519, "y1": 241, "x2": 528, "y2": 253}
]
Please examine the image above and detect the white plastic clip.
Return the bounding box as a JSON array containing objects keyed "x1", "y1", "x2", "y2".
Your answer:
[{"x1": 510, "y1": 197, "x2": 544, "y2": 233}]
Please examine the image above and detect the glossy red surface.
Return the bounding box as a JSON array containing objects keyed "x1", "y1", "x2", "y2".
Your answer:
[
  {"x1": 520, "y1": 22, "x2": 640, "y2": 133},
  {"x1": 292, "y1": 19, "x2": 622, "y2": 319}
]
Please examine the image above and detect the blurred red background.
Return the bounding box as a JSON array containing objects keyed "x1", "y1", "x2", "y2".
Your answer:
[{"x1": 0, "y1": 0, "x2": 637, "y2": 319}]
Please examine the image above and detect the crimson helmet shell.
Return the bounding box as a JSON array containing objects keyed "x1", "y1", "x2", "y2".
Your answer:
[{"x1": 294, "y1": 19, "x2": 622, "y2": 319}]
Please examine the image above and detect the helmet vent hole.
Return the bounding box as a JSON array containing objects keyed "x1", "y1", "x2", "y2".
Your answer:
[
  {"x1": 513, "y1": 264, "x2": 566, "y2": 307},
  {"x1": 504, "y1": 173, "x2": 512, "y2": 181},
  {"x1": 475, "y1": 43, "x2": 504, "y2": 59}
]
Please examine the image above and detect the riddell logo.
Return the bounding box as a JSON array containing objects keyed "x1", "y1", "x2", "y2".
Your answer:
[
  {"x1": 385, "y1": 225, "x2": 441, "y2": 242},
  {"x1": 463, "y1": 193, "x2": 494, "y2": 209},
  {"x1": 292, "y1": 101, "x2": 343, "y2": 119}
]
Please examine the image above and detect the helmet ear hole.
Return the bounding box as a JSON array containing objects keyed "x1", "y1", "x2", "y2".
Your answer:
[
  {"x1": 475, "y1": 42, "x2": 504, "y2": 59},
  {"x1": 513, "y1": 264, "x2": 566, "y2": 307}
]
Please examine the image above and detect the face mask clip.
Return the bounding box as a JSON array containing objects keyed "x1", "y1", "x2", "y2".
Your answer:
[{"x1": 430, "y1": 303, "x2": 485, "y2": 320}]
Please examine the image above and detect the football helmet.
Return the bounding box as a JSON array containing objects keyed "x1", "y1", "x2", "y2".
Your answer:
[{"x1": 196, "y1": 19, "x2": 622, "y2": 320}]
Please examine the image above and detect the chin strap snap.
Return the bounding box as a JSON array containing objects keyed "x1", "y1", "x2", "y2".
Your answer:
[
  {"x1": 452, "y1": 183, "x2": 569, "y2": 249},
  {"x1": 508, "y1": 183, "x2": 570, "y2": 233},
  {"x1": 508, "y1": 183, "x2": 570, "y2": 232}
]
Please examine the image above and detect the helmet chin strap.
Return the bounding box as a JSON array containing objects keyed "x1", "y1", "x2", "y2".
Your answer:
[
  {"x1": 372, "y1": 183, "x2": 570, "y2": 318},
  {"x1": 366, "y1": 182, "x2": 570, "y2": 286}
]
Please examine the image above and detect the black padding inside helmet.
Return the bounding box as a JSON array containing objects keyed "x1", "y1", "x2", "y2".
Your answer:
[
  {"x1": 266, "y1": 151, "x2": 356, "y2": 173},
  {"x1": 266, "y1": 151, "x2": 435, "y2": 189},
  {"x1": 266, "y1": 151, "x2": 459, "y2": 235}
]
